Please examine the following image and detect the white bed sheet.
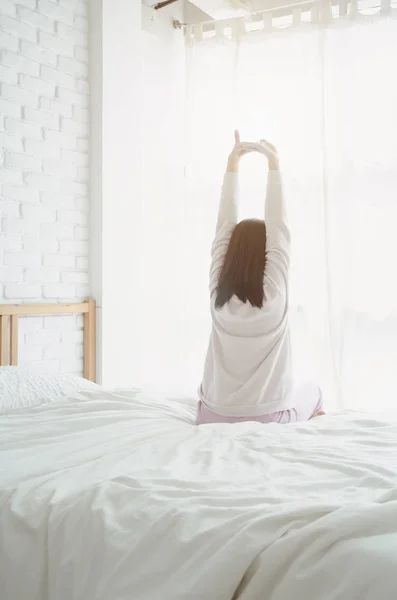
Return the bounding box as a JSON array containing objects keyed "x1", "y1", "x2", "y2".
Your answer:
[{"x1": 1, "y1": 388, "x2": 397, "y2": 600}]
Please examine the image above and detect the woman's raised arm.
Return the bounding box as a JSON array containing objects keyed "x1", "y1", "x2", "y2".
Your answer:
[{"x1": 210, "y1": 132, "x2": 257, "y2": 293}]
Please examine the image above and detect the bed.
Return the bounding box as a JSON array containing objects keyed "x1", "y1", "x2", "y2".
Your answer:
[{"x1": 1, "y1": 303, "x2": 397, "y2": 600}]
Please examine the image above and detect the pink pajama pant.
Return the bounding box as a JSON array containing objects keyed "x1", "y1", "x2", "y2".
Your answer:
[{"x1": 196, "y1": 382, "x2": 323, "y2": 425}]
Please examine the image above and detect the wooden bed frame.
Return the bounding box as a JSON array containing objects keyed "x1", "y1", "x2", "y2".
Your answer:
[{"x1": 0, "y1": 301, "x2": 96, "y2": 382}]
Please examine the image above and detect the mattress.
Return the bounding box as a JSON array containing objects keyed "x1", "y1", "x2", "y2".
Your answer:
[{"x1": 1, "y1": 385, "x2": 397, "y2": 599}]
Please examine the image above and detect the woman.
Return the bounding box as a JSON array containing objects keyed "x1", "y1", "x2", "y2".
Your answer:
[{"x1": 197, "y1": 131, "x2": 324, "y2": 425}]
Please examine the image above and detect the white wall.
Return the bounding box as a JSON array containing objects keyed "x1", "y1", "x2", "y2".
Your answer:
[
  {"x1": 90, "y1": 0, "x2": 186, "y2": 387},
  {"x1": 139, "y1": 4, "x2": 187, "y2": 391},
  {"x1": 0, "y1": 0, "x2": 90, "y2": 374}
]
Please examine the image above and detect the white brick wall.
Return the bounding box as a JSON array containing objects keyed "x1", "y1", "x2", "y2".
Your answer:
[{"x1": 0, "y1": 0, "x2": 89, "y2": 376}]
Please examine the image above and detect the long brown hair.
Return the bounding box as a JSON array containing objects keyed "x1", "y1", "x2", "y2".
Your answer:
[{"x1": 215, "y1": 219, "x2": 267, "y2": 309}]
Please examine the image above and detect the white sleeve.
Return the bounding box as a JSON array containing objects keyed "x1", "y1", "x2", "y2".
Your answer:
[
  {"x1": 209, "y1": 172, "x2": 238, "y2": 295},
  {"x1": 264, "y1": 170, "x2": 291, "y2": 294}
]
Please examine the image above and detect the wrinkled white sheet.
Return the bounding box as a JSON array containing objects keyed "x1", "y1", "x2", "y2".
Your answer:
[{"x1": 1, "y1": 388, "x2": 397, "y2": 600}]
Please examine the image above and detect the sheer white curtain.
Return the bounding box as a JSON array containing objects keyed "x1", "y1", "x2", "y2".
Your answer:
[{"x1": 139, "y1": 11, "x2": 397, "y2": 411}]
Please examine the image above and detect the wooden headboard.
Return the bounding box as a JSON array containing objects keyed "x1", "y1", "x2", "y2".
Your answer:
[{"x1": 0, "y1": 300, "x2": 96, "y2": 382}]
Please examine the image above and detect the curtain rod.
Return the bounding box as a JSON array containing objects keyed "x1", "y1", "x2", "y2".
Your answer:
[
  {"x1": 154, "y1": 0, "x2": 179, "y2": 10},
  {"x1": 172, "y1": 0, "x2": 320, "y2": 29},
  {"x1": 173, "y1": 0, "x2": 387, "y2": 30}
]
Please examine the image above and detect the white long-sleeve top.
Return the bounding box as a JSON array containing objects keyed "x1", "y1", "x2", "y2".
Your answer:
[{"x1": 200, "y1": 170, "x2": 293, "y2": 417}]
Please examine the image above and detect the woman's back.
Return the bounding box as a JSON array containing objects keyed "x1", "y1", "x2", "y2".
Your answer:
[
  {"x1": 201, "y1": 210, "x2": 292, "y2": 417},
  {"x1": 198, "y1": 133, "x2": 323, "y2": 424}
]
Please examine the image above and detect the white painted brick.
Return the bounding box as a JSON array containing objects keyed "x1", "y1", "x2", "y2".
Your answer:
[
  {"x1": 0, "y1": 31, "x2": 19, "y2": 52},
  {"x1": 1, "y1": 50, "x2": 40, "y2": 77},
  {"x1": 76, "y1": 165, "x2": 88, "y2": 182},
  {"x1": 57, "y1": 0, "x2": 76, "y2": 9},
  {"x1": 1, "y1": 83, "x2": 38, "y2": 108},
  {"x1": 1, "y1": 0, "x2": 89, "y2": 375},
  {"x1": 4, "y1": 251, "x2": 41, "y2": 267},
  {"x1": 5, "y1": 117, "x2": 43, "y2": 140},
  {"x1": 71, "y1": 155, "x2": 90, "y2": 176},
  {"x1": 57, "y1": 86, "x2": 87, "y2": 107},
  {"x1": 60, "y1": 359, "x2": 83, "y2": 374},
  {"x1": 23, "y1": 236, "x2": 59, "y2": 252},
  {"x1": 26, "y1": 267, "x2": 60, "y2": 283},
  {"x1": 56, "y1": 22, "x2": 86, "y2": 48},
  {"x1": 74, "y1": 195, "x2": 87, "y2": 211},
  {"x1": 62, "y1": 355, "x2": 82, "y2": 374},
  {"x1": 25, "y1": 173, "x2": 61, "y2": 192},
  {"x1": 62, "y1": 330, "x2": 83, "y2": 344},
  {"x1": 0, "y1": 16, "x2": 36, "y2": 42},
  {"x1": 23, "y1": 107, "x2": 59, "y2": 130},
  {"x1": 19, "y1": 346, "x2": 44, "y2": 363},
  {"x1": 20, "y1": 40, "x2": 57, "y2": 67},
  {"x1": 29, "y1": 359, "x2": 60, "y2": 372},
  {"x1": 0, "y1": 133, "x2": 23, "y2": 152},
  {"x1": 61, "y1": 270, "x2": 88, "y2": 284},
  {"x1": 40, "y1": 97, "x2": 73, "y2": 117},
  {"x1": 60, "y1": 116, "x2": 87, "y2": 136},
  {"x1": 74, "y1": 15, "x2": 88, "y2": 32},
  {"x1": 57, "y1": 208, "x2": 85, "y2": 225},
  {"x1": 76, "y1": 256, "x2": 88, "y2": 270},
  {"x1": 76, "y1": 79, "x2": 89, "y2": 95},
  {"x1": 41, "y1": 191, "x2": 75, "y2": 209},
  {"x1": 20, "y1": 74, "x2": 55, "y2": 99},
  {"x1": 39, "y1": 31, "x2": 74, "y2": 58},
  {"x1": 0, "y1": 267, "x2": 24, "y2": 283},
  {"x1": 0, "y1": 0, "x2": 16, "y2": 17},
  {"x1": 43, "y1": 253, "x2": 74, "y2": 268},
  {"x1": 15, "y1": 0, "x2": 37, "y2": 8},
  {"x1": 43, "y1": 315, "x2": 76, "y2": 330},
  {"x1": 0, "y1": 98, "x2": 22, "y2": 119},
  {"x1": 76, "y1": 138, "x2": 88, "y2": 152},
  {"x1": 75, "y1": 46, "x2": 88, "y2": 63},
  {"x1": 41, "y1": 221, "x2": 74, "y2": 238},
  {"x1": 59, "y1": 239, "x2": 87, "y2": 254},
  {"x1": 25, "y1": 329, "x2": 61, "y2": 345},
  {"x1": 76, "y1": 284, "x2": 89, "y2": 298},
  {"x1": 5, "y1": 152, "x2": 42, "y2": 172},
  {"x1": 3, "y1": 218, "x2": 40, "y2": 237},
  {"x1": 74, "y1": 225, "x2": 88, "y2": 240},
  {"x1": 61, "y1": 148, "x2": 87, "y2": 166},
  {"x1": 43, "y1": 158, "x2": 76, "y2": 179},
  {"x1": 61, "y1": 179, "x2": 87, "y2": 195},
  {"x1": 5, "y1": 283, "x2": 42, "y2": 299},
  {"x1": 0, "y1": 168, "x2": 23, "y2": 185},
  {"x1": 43, "y1": 284, "x2": 76, "y2": 300},
  {"x1": 58, "y1": 56, "x2": 87, "y2": 79},
  {"x1": 21, "y1": 203, "x2": 56, "y2": 222},
  {"x1": 41, "y1": 65, "x2": 76, "y2": 90},
  {"x1": 39, "y1": 0, "x2": 74, "y2": 25},
  {"x1": 45, "y1": 129, "x2": 77, "y2": 149},
  {"x1": 25, "y1": 138, "x2": 60, "y2": 159},
  {"x1": 44, "y1": 345, "x2": 83, "y2": 361},
  {"x1": 60, "y1": 0, "x2": 86, "y2": 16},
  {"x1": 72, "y1": 106, "x2": 88, "y2": 123},
  {"x1": 0, "y1": 65, "x2": 18, "y2": 85},
  {"x1": 0, "y1": 235, "x2": 23, "y2": 251},
  {"x1": 17, "y1": 6, "x2": 55, "y2": 33},
  {"x1": 3, "y1": 181, "x2": 41, "y2": 207},
  {"x1": 19, "y1": 316, "x2": 43, "y2": 333},
  {"x1": 0, "y1": 198, "x2": 20, "y2": 218}
]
